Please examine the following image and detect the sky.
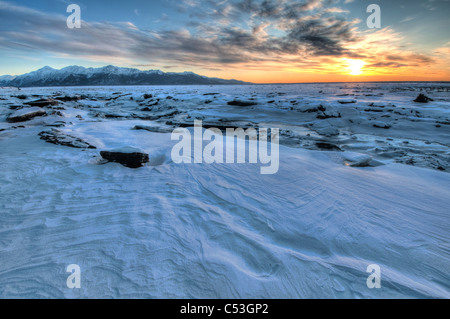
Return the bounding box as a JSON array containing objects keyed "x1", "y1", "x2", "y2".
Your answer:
[{"x1": 0, "y1": 0, "x2": 449, "y2": 83}]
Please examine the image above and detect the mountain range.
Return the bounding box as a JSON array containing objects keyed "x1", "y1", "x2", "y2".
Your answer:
[{"x1": 0, "y1": 65, "x2": 248, "y2": 87}]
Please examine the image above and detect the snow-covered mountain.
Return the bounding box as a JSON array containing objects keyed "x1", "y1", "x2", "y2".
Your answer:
[
  {"x1": 0, "y1": 65, "x2": 248, "y2": 87},
  {"x1": 0, "y1": 75, "x2": 15, "y2": 82}
]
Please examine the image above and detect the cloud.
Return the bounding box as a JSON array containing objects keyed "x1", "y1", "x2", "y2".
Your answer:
[
  {"x1": 325, "y1": 7, "x2": 349, "y2": 13},
  {"x1": 0, "y1": 0, "x2": 359, "y2": 65},
  {"x1": 400, "y1": 16, "x2": 416, "y2": 23},
  {"x1": 368, "y1": 62, "x2": 408, "y2": 68},
  {"x1": 0, "y1": 0, "x2": 444, "y2": 78}
]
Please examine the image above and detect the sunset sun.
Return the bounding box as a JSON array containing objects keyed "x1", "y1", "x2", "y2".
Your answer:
[{"x1": 347, "y1": 59, "x2": 366, "y2": 76}]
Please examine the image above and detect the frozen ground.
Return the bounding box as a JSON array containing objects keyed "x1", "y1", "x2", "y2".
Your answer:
[{"x1": 0, "y1": 83, "x2": 449, "y2": 298}]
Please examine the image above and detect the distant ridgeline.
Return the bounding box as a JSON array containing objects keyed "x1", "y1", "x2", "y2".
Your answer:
[{"x1": 0, "y1": 65, "x2": 249, "y2": 87}]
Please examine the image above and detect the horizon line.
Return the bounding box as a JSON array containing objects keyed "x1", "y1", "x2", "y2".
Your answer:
[{"x1": 1, "y1": 65, "x2": 449, "y2": 85}]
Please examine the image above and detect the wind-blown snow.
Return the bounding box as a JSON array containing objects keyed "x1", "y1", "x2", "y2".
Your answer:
[{"x1": 0, "y1": 83, "x2": 449, "y2": 298}]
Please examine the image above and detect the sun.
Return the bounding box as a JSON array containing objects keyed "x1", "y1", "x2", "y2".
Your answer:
[{"x1": 346, "y1": 59, "x2": 366, "y2": 75}]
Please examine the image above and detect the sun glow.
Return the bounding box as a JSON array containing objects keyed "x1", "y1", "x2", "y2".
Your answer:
[{"x1": 346, "y1": 59, "x2": 366, "y2": 75}]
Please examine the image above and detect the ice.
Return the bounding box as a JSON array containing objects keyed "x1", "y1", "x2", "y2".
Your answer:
[
  {"x1": 341, "y1": 152, "x2": 372, "y2": 167},
  {"x1": 6, "y1": 107, "x2": 47, "y2": 123}
]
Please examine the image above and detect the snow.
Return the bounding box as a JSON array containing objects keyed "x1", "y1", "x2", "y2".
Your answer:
[
  {"x1": 0, "y1": 75, "x2": 14, "y2": 81},
  {"x1": 8, "y1": 107, "x2": 45, "y2": 118},
  {"x1": 341, "y1": 152, "x2": 373, "y2": 167},
  {"x1": 0, "y1": 83, "x2": 449, "y2": 298}
]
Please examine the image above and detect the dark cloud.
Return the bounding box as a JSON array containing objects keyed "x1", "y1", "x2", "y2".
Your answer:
[
  {"x1": 384, "y1": 53, "x2": 435, "y2": 66},
  {"x1": 0, "y1": 0, "x2": 360, "y2": 67},
  {"x1": 369, "y1": 62, "x2": 408, "y2": 68},
  {"x1": 285, "y1": 18, "x2": 357, "y2": 56}
]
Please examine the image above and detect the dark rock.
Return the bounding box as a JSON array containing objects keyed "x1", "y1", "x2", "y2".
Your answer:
[
  {"x1": 143, "y1": 94, "x2": 153, "y2": 99},
  {"x1": 142, "y1": 101, "x2": 158, "y2": 107},
  {"x1": 227, "y1": 100, "x2": 257, "y2": 107},
  {"x1": 373, "y1": 122, "x2": 391, "y2": 129},
  {"x1": 364, "y1": 108, "x2": 384, "y2": 113},
  {"x1": 54, "y1": 96, "x2": 82, "y2": 102},
  {"x1": 414, "y1": 94, "x2": 433, "y2": 103},
  {"x1": 109, "y1": 93, "x2": 132, "y2": 101},
  {"x1": 368, "y1": 103, "x2": 385, "y2": 108},
  {"x1": 133, "y1": 125, "x2": 174, "y2": 133},
  {"x1": 317, "y1": 113, "x2": 341, "y2": 119},
  {"x1": 39, "y1": 129, "x2": 97, "y2": 149},
  {"x1": 25, "y1": 98, "x2": 59, "y2": 107},
  {"x1": 92, "y1": 112, "x2": 128, "y2": 119},
  {"x1": 13, "y1": 95, "x2": 28, "y2": 100},
  {"x1": 44, "y1": 122, "x2": 66, "y2": 128},
  {"x1": 316, "y1": 142, "x2": 342, "y2": 151},
  {"x1": 338, "y1": 99, "x2": 356, "y2": 104},
  {"x1": 7, "y1": 107, "x2": 47, "y2": 123},
  {"x1": 303, "y1": 107, "x2": 319, "y2": 113},
  {"x1": 100, "y1": 147, "x2": 149, "y2": 168},
  {"x1": 50, "y1": 111, "x2": 64, "y2": 117},
  {"x1": 318, "y1": 105, "x2": 326, "y2": 112}
]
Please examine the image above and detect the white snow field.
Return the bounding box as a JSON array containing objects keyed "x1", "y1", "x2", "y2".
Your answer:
[{"x1": 0, "y1": 83, "x2": 449, "y2": 298}]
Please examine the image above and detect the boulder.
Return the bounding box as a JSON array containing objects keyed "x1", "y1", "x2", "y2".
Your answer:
[
  {"x1": 25, "y1": 98, "x2": 59, "y2": 107},
  {"x1": 372, "y1": 121, "x2": 391, "y2": 129},
  {"x1": 227, "y1": 100, "x2": 257, "y2": 107},
  {"x1": 414, "y1": 94, "x2": 433, "y2": 103},
  {"x1": 133, "y1": 125, "x2": 174, "y2": 133},
  {"x1": 7, "y1": 107, "x2": 47, "y2": 123},
  {"x1": 316, "y1": 142, "x2": 342, "y2": 151},
  {"x1": 13, "y1": 95, "x2": 28, "y2": 100},
  {"x1": 100, "y1": 147, "x2": 149, "y2": 168},
  {"x1": 338, "y1": 99, "x2": 356, "y2": 104},
  {"x1": 39, "y1": 129, "x2": 97, "y2": 149},
  {"x1": 54, "y1": 96, "x2": 82, "y2": 102}
]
